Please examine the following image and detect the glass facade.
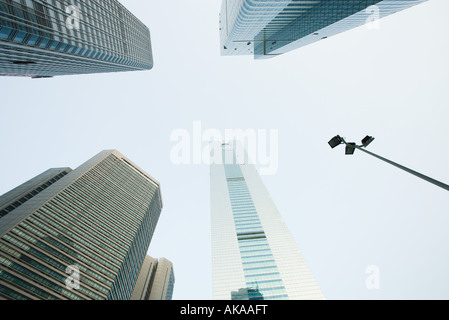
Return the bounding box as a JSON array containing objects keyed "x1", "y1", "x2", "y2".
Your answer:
[
  {"x1": 0, "y1": 168, "x2": 71, "y2": 219},
  {"x1": 220, "y1": 0, "x2": 428, "y2": 59},
  {"x1": 0, "y1": 150, "x2": 163, "y2": 300},
  {"x1": 224, "y1": 162, "x2": 288, "y2": 300},
  {"x1": 211, "y1": 143, "x2": 324, "y2": 300},
  {"x1": 165, "y1": 264, "x2": 175, "y2": 300},
  {"x1": 130, "y1": 256, "x2": 175, "y2": 300},
  {"x1": 0, "y1": 0, "x2": 153, "y2": 77}
]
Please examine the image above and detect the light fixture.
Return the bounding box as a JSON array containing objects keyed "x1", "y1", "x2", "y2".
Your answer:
[
  {"x1": 328, "y1": 134, "x2": 449, "y2": 192},
  {"x1": 328, "y1": 135, "x2": 343, "y2": 149},
  {"x1": 345, "y1": 143, "x2": 356, "y2": 155},
  {"x1": 361, "y1": 136, "x2": 375, "y2": 148}
]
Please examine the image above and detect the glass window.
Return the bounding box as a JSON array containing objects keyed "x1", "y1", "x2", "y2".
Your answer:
[
  {"x1": 0, "y1": 27, "x2": 12, "y2": 39},
  {"x1": 13, "y1": 31, "x2": 27, "y2": 42},
  {"x1": 27, "y1": 34, "x2": 39, "y2": 45},
  {"x1": 38, "y1": 38, "x2": 50, "y2": 48},
  {"x1": 49, "y1": 40, "x2": 59, "y2": 50}
]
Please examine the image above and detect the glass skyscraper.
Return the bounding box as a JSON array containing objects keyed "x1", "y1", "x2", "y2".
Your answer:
[
  {"x1": 0, "y1": 168, "x2": 72, "y2": 220},
  {"x1": 220, "y1": 0, "x2": 428, "y2": 59},
  {"x1": 211, "y1": 142, "x2": 324, "y2": 300},
  {"x1": 130, "y1": 256, "x2": 175, "y2": 300},
  {"x1": 0, "y1": 150, "x2": 163, "y2": 300},
  {"x1": 0, "y1": 0, "x2": 153, "y2": 78}
]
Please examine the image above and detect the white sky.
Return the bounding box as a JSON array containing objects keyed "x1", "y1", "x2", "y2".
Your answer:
[{"x1": 1, "y1": 0, "x2": 449, "y2": 300}]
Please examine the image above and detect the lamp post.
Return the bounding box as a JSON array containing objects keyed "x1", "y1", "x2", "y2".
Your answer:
[{"x1": 328, "y1": 135, "x2": 449, "y2": 192}]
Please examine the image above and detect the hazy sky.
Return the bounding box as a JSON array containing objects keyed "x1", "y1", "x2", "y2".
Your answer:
[{"x1": 1, "y1": 0, "x2": 449, "y2": 300}]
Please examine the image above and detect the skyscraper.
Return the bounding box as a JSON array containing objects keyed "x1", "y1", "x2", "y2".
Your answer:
[
  {"x1": 219, "y1": 0, "x2": 428, "y2": 59},
  {"x1": 210, "y1": 142, "x2": 324, "y2": 300},
  {"x1": 0, "y1": 0, "x2": 153, "y2": 78},
  {"x1": 0, "y1": 150, "x2": 163, "y2": 300},
  {"x1": 0, "y1": 168, "x2": 72, "y2": 219},
  {"x1": 130, "y1": 256, "x2": 175, "y2": 300}
]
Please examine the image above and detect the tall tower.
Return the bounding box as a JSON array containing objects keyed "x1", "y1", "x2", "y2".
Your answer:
[
  {"x1": 219, "y1": 0, "x2": 428, "y2": 59},
  {"x1": 131, "y1": 256, "x2": 175, "y2": 300},
  {"x1": 0, "y1": 0, "x2": 153, "y2": 78},
  {"x1": 0, "y1": 150, "x2": 163, "y2": 300},
  {"x1": 210, "y1": 142, "x2": 324, "y2": 300},
  {"x1": 0, "y1": 168, "x2": 72, "y2": 219}
]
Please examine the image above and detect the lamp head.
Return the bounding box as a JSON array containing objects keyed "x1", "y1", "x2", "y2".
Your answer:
[
  {"x1": 361, "y1": 136, "x2": 375, "y2": 147},
  {"x1": 345, "y1": 143, "x2": 356, "y2": 155},
  {"x1": 328, "y1": 135, "x2": 343, "y2": 149}
]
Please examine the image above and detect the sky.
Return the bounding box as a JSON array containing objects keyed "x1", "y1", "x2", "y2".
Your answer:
[{"x1": 1, "y1": 0, "x2": 449, "y2": 300}]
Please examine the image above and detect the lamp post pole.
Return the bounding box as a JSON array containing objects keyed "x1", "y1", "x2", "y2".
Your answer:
[
  {"x1": 353, "y1": 144, "x2": 449, "y2": 192},
  {"x1": 330, "y1": 135, "x2": 449, "y2": 192}
]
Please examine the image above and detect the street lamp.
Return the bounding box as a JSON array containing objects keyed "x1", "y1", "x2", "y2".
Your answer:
[
  {"x1": 328, "y1": 135, "x2": 343, "y2": 149},
  {"x1": 328, "y1": 135, "x2": 449, "y2": 192}
]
